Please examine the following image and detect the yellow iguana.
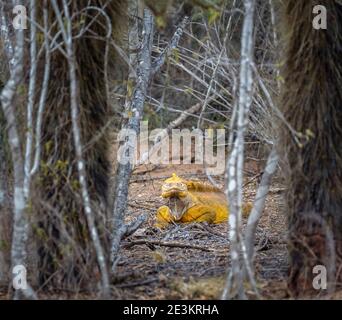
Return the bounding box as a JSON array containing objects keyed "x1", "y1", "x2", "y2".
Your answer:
[{"x1": 156, "y1": 173, "x2": 252, "y2": 227}]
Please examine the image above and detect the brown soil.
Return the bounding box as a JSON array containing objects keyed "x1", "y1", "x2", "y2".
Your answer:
[
  {"x1": 0, "y1": 160, "x2": 291, "y2": 300},
  {"x1": 113, "y1": 162, "x2": 289, "y2": 299}
]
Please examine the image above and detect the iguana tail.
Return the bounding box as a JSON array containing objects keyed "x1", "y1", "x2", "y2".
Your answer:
[{"x1": 185, "y1": 180, "x2": 223, "y2": 193}]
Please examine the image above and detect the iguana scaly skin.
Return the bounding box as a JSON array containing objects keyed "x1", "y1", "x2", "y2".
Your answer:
[{"x1": 156, "y1": 173, "x2": 234, "y2": 227}]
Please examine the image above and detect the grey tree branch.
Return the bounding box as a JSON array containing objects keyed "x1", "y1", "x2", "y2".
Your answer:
[
  {"x1": 0, "y1": 1, "x2": 10, "y2": 211},
  {"x1": 197, "y1": 16, "x2": 231, "y2": 128},
  {"x1": 30, "y1": 1, "x2": 50, "y2": 176},
  {"x1": 123, "y1": 239, "x2": 225, "y2": 252},
  {"x1": 151, "y1": 15, "x2": 189, "y2": 76},
  {"x1": 111, "y1": 7, "x2": 154, "y2": 272},
  {"x1": 52, "y1": 0, "x2": 110, "y2": 298},
  {"x1": 245, "y1": 147, "x2": 278, "y2": 261},
  {"x1": 23, "y1": 0, "x2": 37, "y2": 199},
  {"x1": 0, "y1": 118, "x2": 7, "y2": 209},
  {"x1": 0, "y1": 0, "x2": 37, "y2": 300},
  {"x1": 121, "y1": 213, "x2": 148, "y2": 239},
  {"x1": 222, "y1": 0, "x2": 256, "y2": 300},
  {"x1": 0, "y1": 109, "x2": 10, "y2": 286},
  {"x1": 0, "y1": 0, "x2": 14, "y2": 70}
]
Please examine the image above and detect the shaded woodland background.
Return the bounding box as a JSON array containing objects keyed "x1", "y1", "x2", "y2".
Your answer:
[{"x1": 0, "y1": 0, "x2": 341, "y2": 299}]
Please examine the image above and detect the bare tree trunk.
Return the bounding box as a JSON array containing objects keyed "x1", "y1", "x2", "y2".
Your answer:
[
  {"x1": 0, "y1": 0, "x2": 37, "y2": 299},
  {"x1": 110, "y1": 3, "x2": 190, "y2": 273},
  {"x1": 279, "y1": 1, "x2": 342, "y2": 296},
  {"x1": 32, "y1": 1, "x2": 126, "y2": 291},
  {"x1": 1, "y1": 16, "x2": 26, "y2": 296},
  {"x1": 0, "y1": 110, "x2": 10, "y2": 286},
  {"x1": 111, "y1": 7, "x2": 154, "y2": 271},
  {"x1": 0, "y1": 1, "x2": 13, "y2": 286},
  {"x1": 0, "y1": 1, "x2": 14, "y2": 70},
  {"x1": 0, "y1": 117, "x2": 6, "y2": 203},
  {"x1": 50, "y1": 0, "x2": 111, "y2": 297},
  {"x1": 222, "y1": 0, "x2": 256, "y2": 300}
]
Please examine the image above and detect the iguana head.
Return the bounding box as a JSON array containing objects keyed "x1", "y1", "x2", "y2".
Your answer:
[
  {"x1": 161, "y1": 173, "x2": 190, "y2": 221},
  {"x1": 161, "y1": 173, "x2": 188, "y2": 198}
]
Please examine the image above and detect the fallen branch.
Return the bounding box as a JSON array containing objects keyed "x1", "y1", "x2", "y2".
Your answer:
[
  {"x1": 128, "y1": 202, "x2": 156, "y2": 211},
  {"x1": 255, "y1": 233, "x2": 272, "y2": 252},
  {"x1": 243, "y1": 171, "x2": 263, "y2": 188},
  {"x1": 121, "y1": 213, "x2": 148, "y2": 239},
  {"x1": 193, "y1": 223, "x2": 227, "y2": 239},
  {"x1": 116, "y1": 277, "x2": 159, "y2": 288},
  {"x1": 111, "y1": 270, "x2": 142, "y2": 284},
  {"x1": 132, "y1": 164, "x2": 160, "y2": 175},
  {"x1": 123, "y1": 239, "x2": 226, "y2": 252}
]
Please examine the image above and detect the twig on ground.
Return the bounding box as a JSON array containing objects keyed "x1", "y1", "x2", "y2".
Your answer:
[
  {"x1": 123, "y1": 239, "x2": 226, "y2": 252},
  {"x1": 193, "y1": 223, "x2": 227, "y2": 239},
  {"x1": 243, "y1": 171, "x2": 263, "y2": 188},
  {"x1": 121, "y1": 214, "x2": 148, "y2": 239},
  {"x1": 115, "y1": 278, "x2": 159, "y2": 288}
]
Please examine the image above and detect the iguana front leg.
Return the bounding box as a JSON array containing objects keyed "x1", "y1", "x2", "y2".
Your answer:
[{"x1": 155, "y1": 205, "x2": 174, "y2": 228}]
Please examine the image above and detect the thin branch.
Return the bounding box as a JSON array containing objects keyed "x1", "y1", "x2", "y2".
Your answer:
[
  {"x1": 0, "y1": 1, "x2": 14, "y2": 70},
  {"x1": 245, "y1": 147, "x2": 278, "y2": 261},
  {"x1": 151, "y1": 15, "x2": 189, "y2": 76},
  {"x1": 30, "y1": 1, "x2": 50, "y2": 176},
  {"x1": 197, "y1": 15, "x2": 231, "y2": 128},
  {"x1": 121, "y1": 213, "x2": 148, "y2": 239},
  {"x1": 123, "y1": 239, "x2": 226, "y2": 252},
  {"x1": 23, "y1": 0, "x2": 37, "y2": 199}
]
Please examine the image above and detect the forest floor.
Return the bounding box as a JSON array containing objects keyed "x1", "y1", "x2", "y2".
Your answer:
[
  {"x1": 112, "y1": 161, "x2": 290, "y2": 299},
  {"x1": 0, "y1": 154, "x2": 290, "y2": 300}
]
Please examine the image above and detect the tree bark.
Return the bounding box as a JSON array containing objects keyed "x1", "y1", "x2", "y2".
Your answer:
[
  {"x1": 31, "y1": 0, "x2": 127, "y2": 290},
  {"x1": 222, "y1": 0, "x2": 256, "y2": 300},
  {"x1": 279, "y1": 0, "x2": 342, "y2": 296},
  {"x1": 0, "y1": 109, "x2": 10, "y2": 286},
  {"x1": 111, "y1": 7, "x2": 154, "y2": 271}
]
